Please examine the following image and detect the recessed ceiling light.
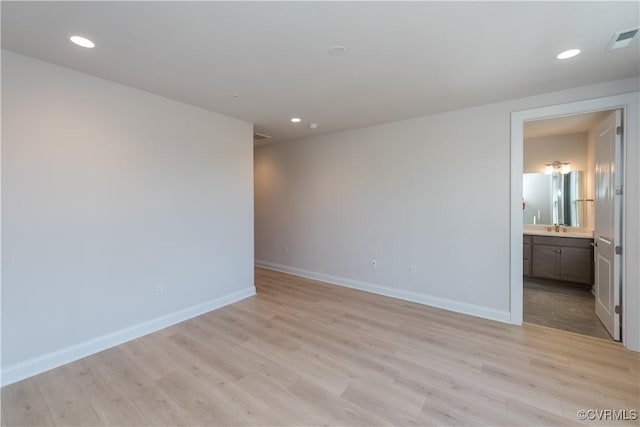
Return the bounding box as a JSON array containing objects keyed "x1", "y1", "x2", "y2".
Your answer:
[
  {"x1": 329, "y1": 45, "x2": 347, "y2": 56},
  {"x1": 69, "y1": 35, "x2": 95, "y2": 48},
  {"x1": 290, "y1": 117, "x2": 301, "y2": 123},
  {"x1": 556, "y1": 49, "x2": 581, "y2": 60},
  {"x1": 309, "y1": 123, "x2": 318, "y2": 129}
]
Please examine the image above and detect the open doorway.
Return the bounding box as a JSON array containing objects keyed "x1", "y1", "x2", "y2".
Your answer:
[
  {"x1": 510, "y1": 93, "x2": 640, "y2": 352},
  {"x1": 521, "y1": 110, "x2": 619, "y2": 340}
]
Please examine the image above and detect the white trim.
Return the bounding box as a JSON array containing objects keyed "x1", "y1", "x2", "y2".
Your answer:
[
  {"x1": 510, "y1": 110, "x2": 525, "y2": 326},
  {"x1": 510, "y1": 92, "x2": 640, "y2": 352},
  {"x1": 0, "y1": 286, "x2": 256, "y2": 387},
  {"x1": 255, "y1": 260, "x2": 511, "y2": 324}
]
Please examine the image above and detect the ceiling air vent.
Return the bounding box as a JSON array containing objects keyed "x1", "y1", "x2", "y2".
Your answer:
[
  {"x1": 607, "y1": 27, "x2": 639, "y2": 51},
  {"x1": 254, "y1": 132, "x2": 272, "y2": 141}
]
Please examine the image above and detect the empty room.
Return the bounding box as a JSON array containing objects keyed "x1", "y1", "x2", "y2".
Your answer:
[{"x1": 1, "y1": 1, "x2": 639, "y2": 426}]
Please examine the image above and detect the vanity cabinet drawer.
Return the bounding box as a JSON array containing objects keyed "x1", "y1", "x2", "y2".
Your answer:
[{"x1": 532, "y1": 235, "x2": 591, "y2": 248}]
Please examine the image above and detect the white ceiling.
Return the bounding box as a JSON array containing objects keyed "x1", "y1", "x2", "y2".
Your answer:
[
  {"x1": 524, "y1": 110, "x2": 612, "y2": 139},
  {"x1": 2, "y1": 2, "x2": 639, "y2": 144}
]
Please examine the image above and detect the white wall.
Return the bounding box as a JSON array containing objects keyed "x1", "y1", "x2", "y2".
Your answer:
[
  {"x1": 255, "y1": 77, "x2": 639, "y2": 323},
  {"x1": 523, "y1": 132, "x2": 588, "y2": 174},
  {"x1": 1, "y1": 51, "x2": 255, "y2": 382}
]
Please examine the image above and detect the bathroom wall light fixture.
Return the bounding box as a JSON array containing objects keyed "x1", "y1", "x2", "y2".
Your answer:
[{"x1": 544, "y1": 161, "x2": 571, "y2": 175}]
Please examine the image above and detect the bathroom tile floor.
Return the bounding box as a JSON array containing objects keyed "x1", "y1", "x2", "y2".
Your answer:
[{"x1": 524, "y1": 277, "x2": 612, "y2": 340}]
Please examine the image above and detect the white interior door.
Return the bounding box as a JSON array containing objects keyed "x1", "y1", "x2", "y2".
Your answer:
[{"x1": 594, "y1": 109, "x2": 622, "y2": 341}]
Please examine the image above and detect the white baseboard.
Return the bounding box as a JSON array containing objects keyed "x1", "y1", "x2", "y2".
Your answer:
[
  {"x1": 255, "y1": 260, "x2": 511, "y2": 324},
  {"x1": 1, "y1": 286, "x2": 256, "y2": 387}
]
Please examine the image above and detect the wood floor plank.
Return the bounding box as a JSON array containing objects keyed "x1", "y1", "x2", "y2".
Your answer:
[
  {"x1": 169, "y1": 331, "x2": 248, "y2": 381},
  {"x1": 242, "y1": 336, "x2": 351, "y2": 396},
  {"x1": 36, "y1": 366, "x2": 103, "y2": 426},
  {"x1": 189, "y1": 317, "x2": 300, "y2": 389},
  {"x1": 340, "y1": 379, "x2": 427, "y2": 426},
  {"x1": 65, "y1": 359, "x2": 150, "y2": 426},
  {"x1": 1, "y1": 378, "x2": 56, "y2": 427},
  {"x1": 155, "y1": 370, "x2": 242, "y2": 426},
  {"x1": 506, "y1": 398, "x2": 584, "y2": 426},
  {"x1": 171, "y1": 364, "x2": 291, "y2": 427},
  {"x1": 286, "y1": 378, "x2": 387, "y2": 426},
  {"x1": 235, "y1": 372, "x2": 332, "y2": 426},
  {"x1": 2, "y1": 267, "x2": 639, "y2": 426},
  {"x1": 118, "y1": 338, "x2": 177, "y2": 381},
  {"x1": 93, "y1": 347, "x2": 195, "y2": 426}
]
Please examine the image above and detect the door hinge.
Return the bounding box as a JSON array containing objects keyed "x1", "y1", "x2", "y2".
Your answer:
[
  {"x1": 616, "y1": 125, "x2": 623, "y2": 135},
  {"x1": 615, "y1": 246, "x2": 622, "y2": 255},
  {"x1": 615, "y1": 305, "x2": 622, "y2": 316},
  {"x1": 615, "y1": 185, "x2": 623, "y2": 195}
]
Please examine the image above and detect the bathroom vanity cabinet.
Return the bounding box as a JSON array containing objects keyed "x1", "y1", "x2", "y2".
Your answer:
[
  {"x1": 523, "y1": 234, "x2": 533, "y2": 277},
  {"x1": 523, "y1": 234, "x2": 594, "y2": 285}
]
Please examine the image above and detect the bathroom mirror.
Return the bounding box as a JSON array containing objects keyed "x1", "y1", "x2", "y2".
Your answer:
[{"x1": 523, "y1": 171, "x2": 585, "y2": 227}]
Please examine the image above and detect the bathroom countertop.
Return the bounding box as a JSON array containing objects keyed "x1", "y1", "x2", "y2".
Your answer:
[{"x1": 523, "y1": 228, "x2": 594, "y2": 239}]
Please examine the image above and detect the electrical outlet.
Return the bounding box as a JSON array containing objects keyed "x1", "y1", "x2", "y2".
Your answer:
[
  {"x1": 156, "y1": 283, "x2": 165, "y2": 296},
  {"x1": 371, "y1": 259, "x2": 377, "y2": 269},
  {"x1": 283, "y1": 247, "x2": 289, "y2": 255},
  {"x1": 411, "y1": 264, "x2": 417, "y2": 275}
]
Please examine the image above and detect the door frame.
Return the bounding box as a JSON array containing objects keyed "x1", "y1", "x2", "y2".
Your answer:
[{"x1": 510, "y1": 92, "x2": 640, "y2": 352}]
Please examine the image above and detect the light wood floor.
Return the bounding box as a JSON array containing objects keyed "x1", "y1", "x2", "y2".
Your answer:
[{"x1": 2, "y1": 268, "x2": 639, "y2": 426}]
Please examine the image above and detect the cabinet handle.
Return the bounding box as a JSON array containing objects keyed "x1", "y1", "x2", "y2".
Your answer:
[
  {"x1": 590, "y1": 242, "x2": 597, "y2": 248},
  {"x1": 556, "y1": 249, "x2": 562, "y2": 253}
]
